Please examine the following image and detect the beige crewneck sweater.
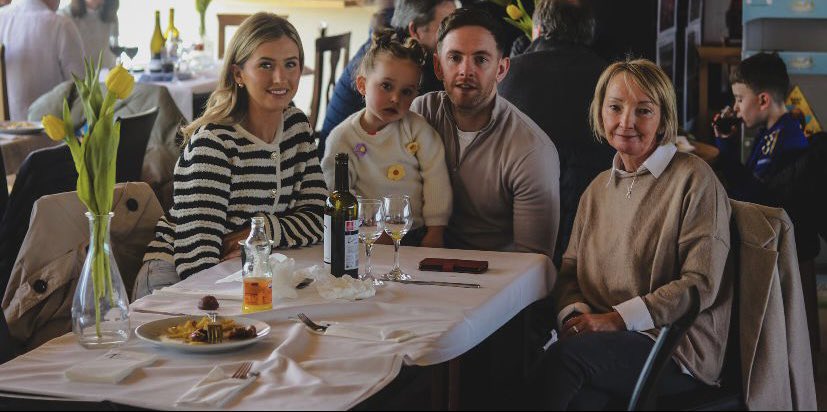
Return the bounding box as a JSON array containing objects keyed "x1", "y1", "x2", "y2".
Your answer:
[{"x1": 553, "y1": 151, "x2": 733, "y2": 385}]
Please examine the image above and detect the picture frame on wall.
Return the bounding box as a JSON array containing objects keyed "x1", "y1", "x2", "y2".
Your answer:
[
  {"x1": 659, "y1": 0, "x2": 677, "y2": 33},
  {"x1": 657, "y1": 39, "x2": 676, "y2": 82}
]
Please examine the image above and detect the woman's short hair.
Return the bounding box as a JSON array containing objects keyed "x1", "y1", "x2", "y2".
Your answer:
[
  {"x1": 181, "y1": 13, "x2": 303, "y2": 140},
  {"x1": 589, "y1": 58, "x2": 678, "y2": 145}
]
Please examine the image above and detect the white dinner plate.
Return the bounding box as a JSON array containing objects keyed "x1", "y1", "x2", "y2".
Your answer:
[
  {"x1": 0, "y1": 121, "x2": 44, "y2": 135},
  {"x1": 135, "y1": 315, "x2": 270, "y2": 353}
]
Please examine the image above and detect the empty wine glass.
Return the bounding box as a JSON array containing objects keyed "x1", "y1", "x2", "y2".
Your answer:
[
  {"x1": 357, "y1": 198, "x2": 385, "y2": 286},
  {"x1": 382, "y1": 194, "x2": 412, "y2": 281}
]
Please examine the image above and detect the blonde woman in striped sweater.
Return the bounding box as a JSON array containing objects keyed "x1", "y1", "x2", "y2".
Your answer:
[{"x1": 135, "y1": 13, "x2": 326, "y2": 299}]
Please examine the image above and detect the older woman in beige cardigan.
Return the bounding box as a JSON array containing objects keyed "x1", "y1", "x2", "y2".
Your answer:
[{"x1": 540, "y1": 59, "x2": 733, "y2": 409}]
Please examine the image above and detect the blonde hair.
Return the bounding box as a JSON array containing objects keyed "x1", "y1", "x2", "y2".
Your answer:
[
  {"x1": 357, "y1": 29, "x2": 426, "y2": 81},
  {"x1": 589, "y1": 58, "x2": 678, "y2": 145},
  {"x1": 181, "y1": 13, "x2": 304, "y2": 141}
]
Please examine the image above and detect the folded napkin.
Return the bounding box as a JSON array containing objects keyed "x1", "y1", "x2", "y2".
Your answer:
[
  {"x1": 176, "y1": 365, "x2": 258, "y2": 408},
  {"x1": 316, "y1": 322, "x2": 415, "y2": 343},
  {"x1": 315, "y1": 275, "x2": 376, "y2": 301},
  {"x1": 65, "y1": 350, "x2": 158, "y2": 384}
]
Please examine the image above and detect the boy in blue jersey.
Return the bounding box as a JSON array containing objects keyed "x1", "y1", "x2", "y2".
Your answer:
[
  {"x1": 713, "y1": 52, "x2": 809, "y2": 203},
  {"x1": 714, "y1": 52, "x2": 818, "y2": 353}
]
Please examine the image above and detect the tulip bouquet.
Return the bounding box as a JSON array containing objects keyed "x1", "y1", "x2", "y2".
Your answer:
[
  {"x1": 488, "y1": 0, "x2": 534, "y2": 40},
  {"x1": 42, "y1": 58, "x2": 134, "y2": 338}
]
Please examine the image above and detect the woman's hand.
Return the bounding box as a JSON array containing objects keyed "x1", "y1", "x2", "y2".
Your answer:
[
  {"x1": 562, "y1": 312, "x2": 626, "y2": 338},
  {"x1": 419, "y1": 226, "x2": 445, "y2": 248},
  {"x1": 221, "y1": 228, "x2": 251, "y2": 261}
]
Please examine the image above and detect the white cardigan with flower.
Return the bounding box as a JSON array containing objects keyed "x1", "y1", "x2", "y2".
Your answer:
[{"x1": 321, "y1": 109, "x2": 452, "y2": 230}]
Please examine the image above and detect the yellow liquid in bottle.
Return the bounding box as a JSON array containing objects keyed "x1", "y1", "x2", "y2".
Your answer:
[{"x1": 242, "y1": 277, "x2": 273, "y2": 313}]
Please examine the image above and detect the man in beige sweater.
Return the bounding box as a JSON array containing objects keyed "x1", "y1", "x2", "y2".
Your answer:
[{"x1": 411, "y1": 8, "x2": 560, "y2": 259}]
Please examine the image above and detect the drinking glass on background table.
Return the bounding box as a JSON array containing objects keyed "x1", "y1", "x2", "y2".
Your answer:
[
  {"x1": 357, "y1": 198, "x2": 385, "y2": 286},
  {"x1": 382, "y1": 194, "x2": 412, "y2": 281}
]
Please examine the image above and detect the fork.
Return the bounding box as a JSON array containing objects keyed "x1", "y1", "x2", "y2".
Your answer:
[
  {"x1": 297, "y1": 313, "x2": 328, "y2": 333},
  {"x1": 231, "y1": 361, "x2": 253, "y2": 379},
  {"x1": 206, "y1": 312, "x2": 223, "y2": 344}
]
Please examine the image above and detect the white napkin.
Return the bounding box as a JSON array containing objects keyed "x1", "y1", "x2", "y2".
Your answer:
[
  {"x1": 314, "y1": 274, "x2": 376, "y2": 301},
  {"x1": 316, "y1": 322, "x2": 415, "y2": 343},
  {"x1": 65, "y1": 350, "x2": 158, "y2": 384},
  {"x1": 176, "y1": 365, "x2": 258, "y2": 408}
]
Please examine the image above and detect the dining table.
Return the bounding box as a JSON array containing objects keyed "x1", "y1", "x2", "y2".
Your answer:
[
  {"x1": 0, "y1": 244, "x2": 555, "y2": 410},
  {"x1": 0, "y1": 131, "x2": 60, "y2": 176}
]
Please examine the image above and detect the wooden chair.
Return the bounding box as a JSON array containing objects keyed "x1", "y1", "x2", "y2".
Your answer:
[
  {"x1": 218, "y1": 14, "x2": 288, "y2": 60},
  {"x1": 217, "y1": 14, "x2": 251, "y2": 60},
  {"x1": 0, "y1": 43, "x2": 10, "y2": 121},
  {"x1": 308, "y1": 32, "x2": 351, "y2": 132}
]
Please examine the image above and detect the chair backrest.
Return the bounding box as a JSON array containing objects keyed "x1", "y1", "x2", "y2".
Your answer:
[
  {"x1": 217, "y1": 14, "x2": 251, "y2": 60},
  {"x1": 115, "y1": 106, "x2": 158, "y2": 183},
  {"x1": 628, "y1": 286, "x2": 701, "y2": 411},
  {"x1": 0, "y1": 43, "x2": 10, "y2": 121},
  {"x1": 308, "y1": 32, "x2": 351, "y2": 131},
  {"x1": 0, "y1": 148, "x2": 6, "y2": 219}
]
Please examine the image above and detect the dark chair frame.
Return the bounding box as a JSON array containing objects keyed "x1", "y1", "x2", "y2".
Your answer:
[
  {"x1": 115, "y1": 106, "x2": 158, "y2": 184},
  {"x1": 628, "y1": 220, "x2": 745, "y2": 411},
  {"x1": 308, "y1": 32, "x2": 351, "y2": 132}
]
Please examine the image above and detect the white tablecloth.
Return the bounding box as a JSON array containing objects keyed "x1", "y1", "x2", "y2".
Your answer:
[
  {"x1": 138, "y1": 75, "x2": 217, "y2": 122},
  {"x1": 0, "y1": 245, "x2": 555, "y2": 410}
]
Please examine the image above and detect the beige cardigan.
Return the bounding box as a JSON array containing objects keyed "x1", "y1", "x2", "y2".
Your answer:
[{"x1": 731, "y1": 200, "x2": 817, "y2": 410}]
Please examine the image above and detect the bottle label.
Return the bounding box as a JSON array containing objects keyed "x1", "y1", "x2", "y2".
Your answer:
[
  {"x1": 344, "y1": 219, "x2": 359, "y2": 271},
  {"x1": 323, "y1": 214, "x2": 331, "y2": 264}
]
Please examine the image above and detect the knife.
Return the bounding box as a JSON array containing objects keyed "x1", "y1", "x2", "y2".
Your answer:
[
  {"x1": 383, "y1": 279, "x2": 481, "y2": 288},
  {"x1": 132, "y1": 309, "x2": 190, "y2": 317}
]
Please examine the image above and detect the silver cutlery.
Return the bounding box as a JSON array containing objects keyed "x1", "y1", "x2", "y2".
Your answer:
[
  {"x1": 132, "y1": 309, "x2": 189, "y2": 317},
  {"x1": 296, "y1": 313, "x2": 328, "y2": 332},
  {"x1": 206, "y1": 312, "x2": 222, "y2": 344},
  {"x1": 381, "y1": 278, "x2": 481, "y2": 288},
  {"x1": 231, "y1": 361, "x2": 254, "y2": 379}
]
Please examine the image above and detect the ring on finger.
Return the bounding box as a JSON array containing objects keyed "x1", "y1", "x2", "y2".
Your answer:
[{"x1": 572, "y1": 326, "x2": 579, "y2": 334}]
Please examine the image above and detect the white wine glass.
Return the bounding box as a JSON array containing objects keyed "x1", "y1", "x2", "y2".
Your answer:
[
  {"x1": 357, "y1": 198, "x2": 385, "y2": 286},
  {"x1": 382, "y1": 194, "x2": 413, "y2": 281}
]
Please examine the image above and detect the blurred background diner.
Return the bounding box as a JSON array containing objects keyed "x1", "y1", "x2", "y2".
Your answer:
[{"x1": 0, "y1": 0, "x2": 826, "y2": 410}]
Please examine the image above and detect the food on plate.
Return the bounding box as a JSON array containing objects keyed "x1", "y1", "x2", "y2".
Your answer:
[
  {"x1": 163, "y1": 316, "x2": 256, "y2": 344},
  {"x1": 198, "y1": 295, "x2": 220, "y2": 310},
  {"x1": 0, "y1": 121, "x2": 39, "y2": 130}
]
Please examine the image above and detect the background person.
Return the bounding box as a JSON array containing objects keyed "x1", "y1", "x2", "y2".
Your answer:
[
  {"x1": 0, "y1": 0, "x2": 84, "y2": 120},
  {"x1": 499, "y1": 0, "x2": 614, "y2": 267},
  {"x1": 60, "y1": 0, "x2": 119, "y2": 69}
]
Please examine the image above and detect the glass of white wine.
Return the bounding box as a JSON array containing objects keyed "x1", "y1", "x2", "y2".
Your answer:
[
  {"x1": 357, "y1": 198, "x2": 385, "y2": 286},
  {"x1": 382, "y1": 194, "x2": 413, "y2": 281}
]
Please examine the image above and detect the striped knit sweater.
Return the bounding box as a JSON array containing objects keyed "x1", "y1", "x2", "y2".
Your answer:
[{"x1": 143, "y1": 107, "x2": 327, "y2": 279}]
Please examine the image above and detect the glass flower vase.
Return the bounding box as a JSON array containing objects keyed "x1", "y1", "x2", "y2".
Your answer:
[{"x1": 71, "y1": 212, "x2": 131, "y2": 348}]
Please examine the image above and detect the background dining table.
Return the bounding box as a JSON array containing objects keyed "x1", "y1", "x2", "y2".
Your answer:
[
  {"x1": 0, "y1": 131, "x2": 60, "y2": 176},
  {"x1": 0, "y1": 243, "x2": 555, "y2": 410}
]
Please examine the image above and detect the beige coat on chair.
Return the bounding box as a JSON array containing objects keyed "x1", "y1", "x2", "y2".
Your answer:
[
  {"x1": 731, "y1": 200, "x2": 817, "y2": 410},
  {"x1": 2, "y1": 182, "x2": 163, "y2": 351}
]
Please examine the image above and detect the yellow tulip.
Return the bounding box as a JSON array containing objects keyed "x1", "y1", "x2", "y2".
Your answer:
[
  {"x1": 105, "y1": 65, "x2": 135, "y2": 100},
  {"x1": 42, "y1": 114, "x2": 66, "y2": 141},
  {"x1": 506, "y1": 4, "x2": 523, "y2": 20}
]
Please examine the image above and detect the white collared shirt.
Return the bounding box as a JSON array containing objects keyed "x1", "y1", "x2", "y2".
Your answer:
[{"x1": 0, "y1": 0, "x2": 85, "y2": 120}]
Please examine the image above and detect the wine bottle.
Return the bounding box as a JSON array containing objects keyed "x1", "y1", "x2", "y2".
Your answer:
[
  {"x1": 164, "y1": 8, "x2": 180, "y2": 73},
  {"x1": 324, "y1": 153, "x2": 359, "y2": 278},
  {"x1": 149, "y1": 10, "x2": 166, "y2": 74},
  {"x1": 242, "y1": 217, "x2": 273, "y2": 314}
]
